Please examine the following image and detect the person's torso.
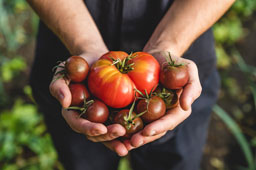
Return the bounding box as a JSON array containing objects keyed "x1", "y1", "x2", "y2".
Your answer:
[{"x1": 30, "y1": 0, "x2": 217, "y2": 89}]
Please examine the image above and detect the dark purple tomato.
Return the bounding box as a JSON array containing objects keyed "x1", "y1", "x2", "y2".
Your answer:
[
  {"x1": 136, "y1": 96, "x2": 166, "y2": 123},
  {"x1": 65, "y1": 56, "x2": 89, "y2": 82},
  {"x1": 155, "y1": 87, "x2": 179, "y2": 110},
  {"x1": 69, "y1": 84, "x2": 90, "y2": 106},
  {"x1": 114, "y1": 109, "x2": 143, "y2": 138},
  {"x1": 166, "y1": 90, "x2": 178, "y2": 109},
  {"x1": 82, "y1": 100, "x2": 109, "y2": 123},
  {"x1": 160, "y1": 64, "x2": 189, "y2": 90}
]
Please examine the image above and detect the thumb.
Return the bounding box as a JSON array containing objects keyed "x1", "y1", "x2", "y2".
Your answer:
[{"x1": 49, "y1": 78, "x2": 71, "y2": 108}]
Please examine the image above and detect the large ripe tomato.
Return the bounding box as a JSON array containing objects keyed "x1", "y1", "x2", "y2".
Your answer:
[{"x1": 88, "y1": 51, "x2": 160, "y2": 108}]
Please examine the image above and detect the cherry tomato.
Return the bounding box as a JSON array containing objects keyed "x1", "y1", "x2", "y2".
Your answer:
[
  {"x1": 68, "y1": 100, "x2": 109, "y2": 123},
  {"x1": 65, "y1": 56, "x2": 89, "y2": 82},
  {"x1": 113, "y1": 109, "x2": 143, "y2": 138},
  {"x1": 81, "y1": 100, "x2": 109, "y2": 123},
  {"x1": 88, "y1": 51, "x2": 160, "y2": 108},
  {"x1": 155, "y1": 87, "x2": 179, "y2": 110},
  {"x1": 69, "y1": 83, "x2": 90, "y2": 106},
  {"x1": 160, "y1": 54, "x2": 188, "y2": 89},
  {"x1": 136, "y1": 96, "x2": 166, "y2": 123}
]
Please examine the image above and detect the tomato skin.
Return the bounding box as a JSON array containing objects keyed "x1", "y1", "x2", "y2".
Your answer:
[
  {"x1": 127, "y1": 52, "x2": 160, "y2": 95},
  {"x1": 65, "y1": 56, "x2": 89, "y2": 82},
  {"x1": 137, "y1": 96, "x2": 166, "y2": 123},
  {"x1": 69, "y1": 84, "x2": 90, "y2": 106},
  {"x1": 82, "y1": 100, "x2": 109, "y2": 123},
  {"x1": 100, "y1": 51, "x2": 128, "y2": 61},
  {"x1": 88, "y1": 59, "x2": 136, "y2": 108},
  {"x1": 155, "y1": 87, "x2": 179, "y2": 110},
  {"x1": 160, "y1": 64, "x2": 188, "y2": 89},
  {"x1": 113, "y1": 109, "x2": 143, "y2": 138},
  {"x1": 88, "y1": 51, "x2": 160, "y2": 108}
]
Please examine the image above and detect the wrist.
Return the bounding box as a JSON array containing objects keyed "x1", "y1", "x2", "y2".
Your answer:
[
  {"x1": 71, "y1": 40, "x2": 108, "y2": 66},
  {"x1": 143, "y1": 40, "x2": 182, "y2": 58},
  {"x1": 78, "y1": 49, "x2": 107, "y2": 66}
]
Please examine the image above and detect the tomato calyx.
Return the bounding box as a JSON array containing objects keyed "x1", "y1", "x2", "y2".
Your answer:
[
  {"x1": 67, "y1": 98, "x2": 94, "y2": 117},
  {"x1": 123, "y1": 99, "x2": 147, "y2": 130},
  {"x1": 135, "y1": 86, "x2": 166, "y2": 123},
  {"x1": 154, "y1": 87, "x2": 178, "y2": 109},
  {"x1": 134, "y1": 86, "x2": 156, "y2": 107},
  {"x1": 110, "y1": 53, "x2": 136, "y2": 74},
  {"x1": 164, "y1": 52, "x2": 184, "y2": 67},
  {"x1": 154, "y1": 87, "x2": 171, "y2": 99},
  {"x1": 52, "y1": 61, "x2": 67, "y2": 81}
]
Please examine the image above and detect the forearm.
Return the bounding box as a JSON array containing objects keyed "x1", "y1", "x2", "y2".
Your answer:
[
  {"x1": 27, "y1": 0, "x2": 108, "y2": 57},
  {"x1": 144, "y1": 0, "x2": 235, "y2": 57}
]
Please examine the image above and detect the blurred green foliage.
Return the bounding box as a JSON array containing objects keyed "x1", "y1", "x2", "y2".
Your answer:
[
  {"x1": 0, "y1": 0, "x2": 256, "y2": 170},
  {"x1": 0, "y1": 98, "x2": 62, "y2": 170},
  {"x1": 212, "y1": 0, "x2": 256, "y2": 169}
]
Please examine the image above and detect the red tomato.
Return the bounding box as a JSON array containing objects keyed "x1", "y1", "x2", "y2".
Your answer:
[
  {"x1": 69, "y1": 84, "x2": 90, "y2": 106},
  {"x1": 65, "y1": 56, "x2": 89, "y2": 82},
  {"x1": 88, "y1": 51, "x2": 160, "y2": 108}
]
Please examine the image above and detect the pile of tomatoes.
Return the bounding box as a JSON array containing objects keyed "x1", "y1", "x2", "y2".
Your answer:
[{"x1": 54, "y1": 51, "x2": 188, "y2": 138}]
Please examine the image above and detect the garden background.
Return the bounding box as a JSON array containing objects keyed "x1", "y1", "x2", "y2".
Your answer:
[{"x1": 0, "y1": 0, "x2": 256, "y2": 169}]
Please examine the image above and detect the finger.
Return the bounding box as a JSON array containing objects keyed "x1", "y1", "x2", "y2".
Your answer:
[
  {"x1": 142, "y1": 106, "x2": 191, "y2": 136},
  {"x1": 180, "y1": 60, "x2": 202, "y2": 110},
  {"x1": 129, "y1": 131, "x2": 166, "y2": 148},
  {"x1": 103, "y1": 140, "x2": 128, "y2": 157},
  {"x1": 86, "y1": 124, "x2": 126, "y2": 142},
  {"x1": 62, "y1": 109, "x2": 107, "y2": 136},
  {"x1": 49, "y1": 63, "x2": 71, "y2": 108},
  {"x1": 123, "y1": 139, "x2": 135, "y2": 151}
]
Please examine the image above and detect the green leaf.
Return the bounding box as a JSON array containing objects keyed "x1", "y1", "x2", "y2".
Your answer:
[
  {"x1": 213, "y1": 105, "x2": 255, "y2": 170},
  {"x1": 249, "y1": 84, "x2": 256, "y2": 110},
  {"x1": 1, "y1": 57, "x2": 26, "y2": 82}
]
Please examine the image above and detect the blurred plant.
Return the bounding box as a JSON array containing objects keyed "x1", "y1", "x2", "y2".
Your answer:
[
  {"x1": 0, "y1": 0, "x2": 63, "y2": 169},
  {"x1": 214, "y1": 105, "x2": 256, "y2": 170},
  {"x1": 212, "y1": 0, "x2": 256, "y2": 169},
  {"x1": 0, "y1": 87, "x2": 63, "y2": 170},
  {"x1": 0, "y1": 0, "x2": 38, "y2": 107}
]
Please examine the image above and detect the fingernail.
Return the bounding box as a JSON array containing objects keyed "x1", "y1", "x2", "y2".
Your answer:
[
  {"x1": 112, "y1": 132, "x2": 119, "y2": 137},
  {"x1": 149, "y1": 130, "x2": 156, "y2": 136}
]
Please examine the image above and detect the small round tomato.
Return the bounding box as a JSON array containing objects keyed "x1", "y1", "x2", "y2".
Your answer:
[
  {"x1": 155, "y1": 87, "x2": 179, "y2": 110},
  {"x1": 69, "y1": 84, "x2": 90, "y2": 106},
  {"x1": 137, "y1": 96, "x2": 166, "y2": 123},
  {"x1": 82, "y1": 100, "x2": 109, "y2": 123},
  {"x1": 65, "y1": 56, "x2": 89, "y2": 82},
  {"x1": 88, "y1": 51, "x2": 160, "y2": 108},
  {"x1": 68, "y1": 100, "x2": 109, "y2": 123},
  {"x1": 160, "y1": 54, "x2": 188, "y2": 89},
  {"x1": 114, "y1": 109, "x2": 143, "y2": 138}
]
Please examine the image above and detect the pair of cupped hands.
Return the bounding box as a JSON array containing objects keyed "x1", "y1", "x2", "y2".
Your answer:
[{"x1": 49, "y1": 50, "x2": 202, "y2": 156}]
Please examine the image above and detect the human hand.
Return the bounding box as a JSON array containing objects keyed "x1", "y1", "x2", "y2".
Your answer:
[
  {"x1": 49, "y1": 52, "x2": 128, "y2": 154},
  {"x1": 124, "y1": 50, "x2": 202, "y2": 149}
]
